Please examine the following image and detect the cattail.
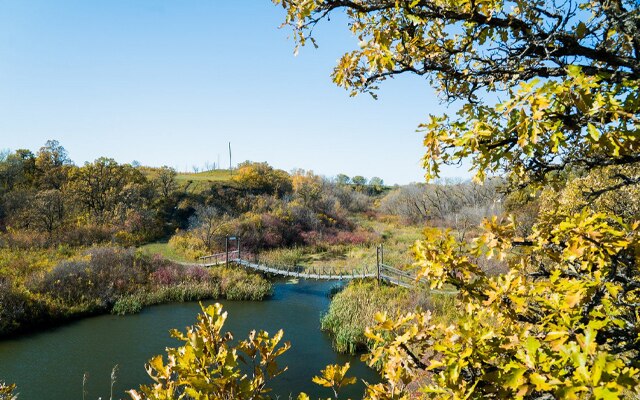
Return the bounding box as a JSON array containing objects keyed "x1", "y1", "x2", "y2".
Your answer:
[
  {"x1": 110, "y1": 365, "x2": 119, "y2": 400},
  {"x1": 82, "y1": 373, "x2": 88, "y2": 400}
]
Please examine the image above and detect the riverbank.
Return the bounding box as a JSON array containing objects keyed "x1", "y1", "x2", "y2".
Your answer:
[
  {"x1": 0, "y1": 246, "x2": 271, "y2": 338},
  {"x1": 0, "y1": 281, "x2": 378, "y2": 400}
]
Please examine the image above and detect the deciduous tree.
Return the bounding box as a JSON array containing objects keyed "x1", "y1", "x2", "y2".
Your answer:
[
  {"x1": 275, "y1": 0, "x2": 640, "y2": 398},
  {"x1": 232, "y1": 162, "x2": 293, "y2": 197},
  {"x1": 155, "y1": 166, "x2": 178, "y2": 200}
]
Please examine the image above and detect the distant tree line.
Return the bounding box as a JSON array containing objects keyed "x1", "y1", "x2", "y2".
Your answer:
[
  {"x1": 0, "y1": 143, "x2": 388, "y2": 255},
  {"x1": 0, "y1": 140, "x2": 187, "y2": 248},
  {"x1": 379, "y1": 178, "x2": 503, "y2": 229}
]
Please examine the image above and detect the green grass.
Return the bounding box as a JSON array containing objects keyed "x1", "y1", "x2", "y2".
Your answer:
[
  {"x1": 175, "y1": 170, "x2": 234, "y2": 193},
  {"x1": 140, "y1": 167, "x2": 234, "y2": 194},
  {"x1": 138, "y1": 241, "x2": 194, "y2": 263},
  {"x1": 176, "y1": 169, "x2": 232, "y2": 194},
  {"x1": 175, "y1": 169, "x2": 234, "y2": 183}
]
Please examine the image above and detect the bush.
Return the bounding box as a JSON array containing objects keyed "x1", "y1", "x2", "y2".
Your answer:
[
  {"x1": 0, "y1": 280, "x2": 31, "y2": 334},
  {"x1": 60, "y1": 225, "x2": 114, "y2": 247},
  {"x1": 168, "y1": 231, "x2": 209, "y2": 260},
  {"x1": 1, "y1": 228, "x2": 50, "y2": 249},
  {"x1": 33, "y1": 247, "x2": 149, "y2": 308}
]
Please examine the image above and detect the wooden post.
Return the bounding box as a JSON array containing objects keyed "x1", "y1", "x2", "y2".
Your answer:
[
  {"x1": 376, "y1": 245, "x2": 381, "y2": 284},
  {"x1": 225, "y1": 236, "x2": 229, "y2": 267},
  {"x1": 237, "y1": 237, "x2": 240, "y2": 261}
]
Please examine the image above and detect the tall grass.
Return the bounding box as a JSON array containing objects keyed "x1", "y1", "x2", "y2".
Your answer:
[
  {"x1": 256, "y1": 247, "x2": 306, "y2": 266},
  {"x1": 321, "y1": 280, "x2": 458, "y2": 354},
  {"x1": 112, "y1": 266, "x2": 272, "y2": 315},
  {"x1": 111, "y1": 283, "x2": 221, "y2": 315}
]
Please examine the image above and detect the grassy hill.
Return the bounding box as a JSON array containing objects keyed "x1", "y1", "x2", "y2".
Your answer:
[
  {"x1": 141, "y1": 167, "x2": 235, "y2": 194},
  {"x1": 176, "y1": 170, "x2": 234, "y2": 193},
  {"x1": 175, "y1": 170, "x2": 234, "y2": 183}
]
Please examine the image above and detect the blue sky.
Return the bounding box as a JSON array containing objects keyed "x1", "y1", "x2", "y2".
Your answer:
[{"x1": 0, "y1": 0, "x2": 465, "y2": 184}]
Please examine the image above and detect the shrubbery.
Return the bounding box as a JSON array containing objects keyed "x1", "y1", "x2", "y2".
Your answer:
[
  {"x1": 168, "y1": 170, "x2": 379, "y2": 260},
  {"x1": 0, "y1": 246, "x2": 272, "y2": 336}
]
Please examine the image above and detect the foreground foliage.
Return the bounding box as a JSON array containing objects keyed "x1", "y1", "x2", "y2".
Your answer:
[
  {"x1": 129, "y1": 303, "x2": 290, "y2": 400},
  {"x1": 0, "y1": 381, "x2": 17, "y2": 400},
  {"x1": 276, "y1": 0, "x2": 640, "y2": 398}
]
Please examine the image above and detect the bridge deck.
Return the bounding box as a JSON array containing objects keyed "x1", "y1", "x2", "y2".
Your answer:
[
  {"x1": 194, "y1": 251, "x2": 456, "y2": 293},
  {"x1": 235, "y1": 259, "x2": 376, "y2": 280}
]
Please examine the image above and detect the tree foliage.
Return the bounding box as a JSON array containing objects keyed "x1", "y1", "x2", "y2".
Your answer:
[
  {"x1": 275, "y1": 0, "x2": 640, "y2": 398},
  {"x1": 0, "y1": 381, "x2": 17, "y2": 400},
  {"x1": 310, "y1": 362, "x2": 358, "y2": 399},
  {"x1": 129, "y1": 303, "x2": 290, "y2": 400},
  {"x1": 232, "y1": 162, "x2": 293, "y2": 197}
]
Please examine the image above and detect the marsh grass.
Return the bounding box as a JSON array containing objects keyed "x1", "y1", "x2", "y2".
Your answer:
[
  {"x1": 111, "y1": 283, "x2": 223, "y2": 315},
  {"x1": 112, "y1": 267, "x2": 272, "y2": 315},
  {"x1": 321, "y1": 280, "x2": 459, "y2": 354},
  {"x1": 257, "y1": 247, "x2": 306, "y2": 266}
]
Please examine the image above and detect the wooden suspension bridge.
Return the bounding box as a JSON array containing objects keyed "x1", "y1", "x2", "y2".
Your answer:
[{"x1": 196, "y1": 237, "x2": 432, "y2": 289}]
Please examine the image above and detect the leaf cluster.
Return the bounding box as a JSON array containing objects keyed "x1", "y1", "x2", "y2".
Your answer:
[{"x1": 128, "y1": 303, "x2": 290, "y2": 400}]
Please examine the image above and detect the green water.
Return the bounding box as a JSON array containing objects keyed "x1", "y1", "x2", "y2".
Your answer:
[{"x1": 0, "y1": 280, "x2": 378, "y2": 399}]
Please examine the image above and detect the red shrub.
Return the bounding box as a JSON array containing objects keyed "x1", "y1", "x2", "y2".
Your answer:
[{"x1": 151, "y1": 266, "x2": 180, "y2": 286}]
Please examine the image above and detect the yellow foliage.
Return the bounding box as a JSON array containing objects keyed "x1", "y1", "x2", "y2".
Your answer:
[{"x1": 128, "y1": 303, "x2": 290, "y2": 400}]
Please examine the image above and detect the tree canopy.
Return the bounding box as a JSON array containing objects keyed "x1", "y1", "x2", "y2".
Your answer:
[
  {"x1": 275, "y1": 0, "x2": 640, "y2": 398},
  {"x1": 276, "y1": 0, "x2": 639, "y2": 185}
]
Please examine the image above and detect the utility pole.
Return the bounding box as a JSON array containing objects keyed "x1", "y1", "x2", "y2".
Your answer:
[{"x1": 228, "y1": 142, "x2": 232, "y2": 175}]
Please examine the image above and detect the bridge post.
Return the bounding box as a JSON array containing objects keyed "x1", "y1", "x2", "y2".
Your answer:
[
  {"x1": 225, "y1": 235, "x2": 229, "y2": 267},
  {"x1": 376, "y1": 245, "x2": 381, "y2": 284}
]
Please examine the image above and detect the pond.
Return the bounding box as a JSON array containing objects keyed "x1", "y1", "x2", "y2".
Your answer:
[{"x1": 0, "y1": 280, "x2": 378, "y2": 399}]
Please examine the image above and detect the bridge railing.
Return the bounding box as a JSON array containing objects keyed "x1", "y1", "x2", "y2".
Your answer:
[
  {"x1": 201, "y1": 244, "x2": 436, "y2": 288},
  {"x1": 199, "y1": 250, "x2": 240, "y2": 265},
  {"x1": 238, "y1": 258, "x2": 377, "y2": 279},
  {"x1": 293, "y1": 264, "x2": 374, "y2": 278}
]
